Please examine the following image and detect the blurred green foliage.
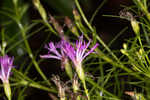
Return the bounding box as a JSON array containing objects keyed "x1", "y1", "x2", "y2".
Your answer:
[
  {"x1": 44, "y1": 0, "x2": 74, "y2": 17},
  {"x1": 0, "y1": 0, "x2": 29, "y2": 56}
]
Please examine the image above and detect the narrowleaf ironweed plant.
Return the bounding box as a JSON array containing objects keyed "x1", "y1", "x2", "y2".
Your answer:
[{"x1": 1, "y1": 0, "x2": 150, "y2": 99}]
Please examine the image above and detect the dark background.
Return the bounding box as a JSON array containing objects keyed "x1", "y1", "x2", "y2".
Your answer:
[{"x1": 0, "y1": 0, "x2": 134, "y2": 99}]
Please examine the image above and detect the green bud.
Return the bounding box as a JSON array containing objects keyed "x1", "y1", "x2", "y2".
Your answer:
[
  {"x1": 139, "y1": 48, "x2": 143, "y2": 55},
  {"x1": 3, "y1": 81, "x2": 11, "y2": 100},
  {"x1": 123, "y1": 43, "x2": 127, "y2": 50},
  {"x1": 73, "y1": 9, "x2": 81, "y2": 22},
  {"x1": 64, "y1": 16, "x2": 79, "y2": 37},
  {"x1": 71, "y1": 27, "x2": 79, "y2": 37},
  {"x1": 33, "y1": 0, "x2": 47, "y2": 22},
  {"x1": 2, "y1": 41, "x2": 7, "y2": 48},
  {"x1": 131, "y1": 19, "x2": 140, "y2": 35},
  {"x1": 64, "y1": 60, "x2": 73, "y2": 79},
  {"x1": 120, "y1": 49, "x2": 128, "y2": 56},
  {"x1": 76, "y1": 64, "x2": 85, "y2": 83}
]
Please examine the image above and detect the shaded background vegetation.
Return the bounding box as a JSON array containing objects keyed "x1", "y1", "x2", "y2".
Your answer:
[{"x1": 0, "y1": 0, "x2": 139, "y2": 99}]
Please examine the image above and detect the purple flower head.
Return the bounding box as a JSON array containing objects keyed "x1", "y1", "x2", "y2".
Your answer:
[
  {"x1": 0, "y1": 55, "x2": 14, "y2": 83},
  {"x1": 40, "y1": 40, "x2": 67, "y2": 69},
  {"x1": 63, "y1": 35, "x2": 99, "y2": 67}
]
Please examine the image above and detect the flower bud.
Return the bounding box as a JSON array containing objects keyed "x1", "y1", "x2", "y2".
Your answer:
[
  {"x1": 33, "y1": 0, "x2": 47, "y2": 22},
  {"x1": 3, "y1": 81, "x2": 11, "y2": 100},
  {"x1": 49, "y1": 15, "x2": 64, "y2": 37},
  {"x1": 2, "y1": 41, "x2": 7, "y2": 48},
  {"x1": 75, "y1": 64, "x2": 85, "y2": 84},
  {"x1": 64, "y1": 59, "x2": 73, "y2": 79},
  {"x1": 139, "y1": 48, "x2": 143, "y2": 55},
  {"x1": 73, "y1": 9, "x2": 81, "y2": 22},
  {"x1": 120, "y1": 49, "x2": 128, "y2": 56},
  {"x1": 123, "y1": 43, "x2": 127, "y2": 50},
  {"x1": 131, "y1": 19, "x2": 140, "y2": 35},
  {"x1": 64, "y1": 16, "x2": 79, "y2": 37}
]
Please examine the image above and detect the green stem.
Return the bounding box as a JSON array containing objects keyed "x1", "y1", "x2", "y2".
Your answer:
[
  {"x1": 136, "y1": 0, "x2": 150, "y2": 21},
  {"x1": 17, "y1": 22, "x2": 50, "y2": 86},
  {"x1": 86, "y1": 77, "x2": 120, "y2": 100},
  {"x1": 12, "y1": 2, "x2": 50, "y2": 85},
  {"x1": 74, "y1": 0, "x2": 143, "y2": 82},
  {"x1": 82, "y1": 80, "x2": 90, "y2": 100},
  {"x1": 75, "y1": 0, "x2": 93, "y2": 32},
  {"x1": 96, "y1": 49, "x2": 146, "y2": 81},
  {"x1": 75, "y1": 0, "x2": 119, "y2": 62},
  {"x1": 137, "y1": 36, "x2": 150, "y2": 68},
  {"x1": 20, "y1": 80, "x2": 56, "y2": 93},
  {"x1": 44, "y1": 21, "x2": 57, "y2": 35},
  {"x1": 90, "y1": 0, "x2": 107, "y2": 24},
  {"x1": 1, "y1": 29, "x2": 6, "y2": 56}
]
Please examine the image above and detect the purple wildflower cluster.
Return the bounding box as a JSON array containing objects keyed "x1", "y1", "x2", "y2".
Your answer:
[
  {"x1": 40, "y1": 40, "x2": 67, "y2": 69},
  {"x1": 41, "y1": 35, "x2": 99, "y2": 68},
  {"x1": 0, "y1": 55, "x2": 14, "y2": 83}
]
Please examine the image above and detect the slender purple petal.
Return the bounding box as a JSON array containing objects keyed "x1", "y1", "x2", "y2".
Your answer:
[
  {"x1": 63, "y1": 42, "x2": 76, "y2": 62},
  {"x1": 0, "y1": 55, "x2": 14, "y2": 83},
  {"x1": 40, "y1": 55, "x2": 61, "y2": 60},
  {"x1": 82, "y1": 43, "x2": 99, "y2": 59},
  {"x1": 79, "y1": 40, "x2": 91, "y2": 60},
  {"x1": 48, "y1": 42, "x2": 62, "y2": 57},
  {"x1": 41, "y1": 42, "x2": 63, "y2": 60},
  {"x1": 41, "y1": 40, "x2": 69, "y2": 69}
]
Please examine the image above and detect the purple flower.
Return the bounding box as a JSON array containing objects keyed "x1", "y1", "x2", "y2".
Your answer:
[
  {"x1": 0, "y1": 55, "x2": 14, "y2": 83},
  {"x1": 63, "y1": 35, "x2": 99, "y2": 67},
  {"x1": 41, "y1": 35, "x2": 99, "y2": 69},
  {"x1": 40, "y1": 40, "x2": 67, "y2": 69}
]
